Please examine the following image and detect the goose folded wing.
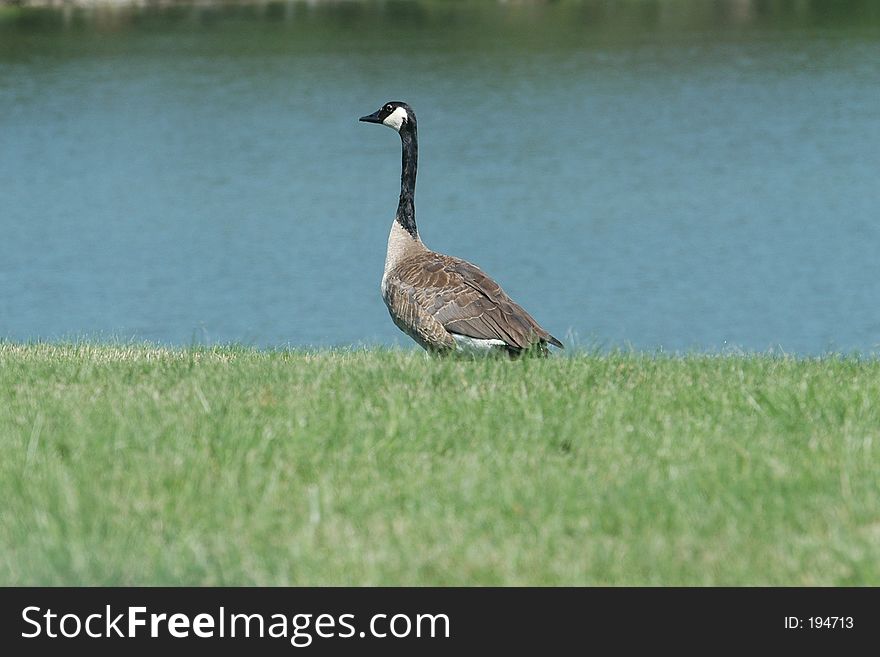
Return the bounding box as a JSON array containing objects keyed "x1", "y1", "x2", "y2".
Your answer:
[{"x1": 409, "y1": 257, "x2": 554, "y2": 350}]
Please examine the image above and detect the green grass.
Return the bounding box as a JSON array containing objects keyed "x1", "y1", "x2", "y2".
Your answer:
[{"x1": 1, "y1": 343, "x2": 878, "y2": 585}]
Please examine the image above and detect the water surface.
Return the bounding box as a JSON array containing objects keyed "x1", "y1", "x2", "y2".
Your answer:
[{"x1": 1, "y1": 1, "x2": 879, "y2": 353}]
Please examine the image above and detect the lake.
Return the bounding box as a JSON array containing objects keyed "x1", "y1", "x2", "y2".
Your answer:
[{"x1": 1, "y1": 1, "x2": 879, "y2": 354}]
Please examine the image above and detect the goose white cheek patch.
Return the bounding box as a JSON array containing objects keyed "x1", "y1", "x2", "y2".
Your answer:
[{"x1": 382, "y1": 106, "x2": 408, "y2": 132}]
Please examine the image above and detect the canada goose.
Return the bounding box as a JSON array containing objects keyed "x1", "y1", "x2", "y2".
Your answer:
[{"x1": 359, "y1": 101, "x2": 563, "y2": 356}]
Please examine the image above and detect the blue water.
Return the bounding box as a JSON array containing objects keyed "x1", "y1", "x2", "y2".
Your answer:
[{"x1": 1, "y1": 2, "x2": 879, "y2": 353}]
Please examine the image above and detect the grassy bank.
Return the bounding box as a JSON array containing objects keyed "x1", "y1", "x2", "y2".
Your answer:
[{"x1": 1, "y1": 343, "x2": 878, "y2": 585}]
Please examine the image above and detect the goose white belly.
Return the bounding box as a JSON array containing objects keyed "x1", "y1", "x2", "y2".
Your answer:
[{"x1": 451, "y1": 334, "x2": 508, "y2": 353}]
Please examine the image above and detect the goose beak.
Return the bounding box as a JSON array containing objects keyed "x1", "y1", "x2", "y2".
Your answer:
[{"x1": 359, "y1": 110, "x2": 383, "y2": 124}]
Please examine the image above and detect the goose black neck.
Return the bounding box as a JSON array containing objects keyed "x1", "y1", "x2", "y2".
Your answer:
[{"x1": 396, "y1": 125, "x2": 418, "y2": 238}]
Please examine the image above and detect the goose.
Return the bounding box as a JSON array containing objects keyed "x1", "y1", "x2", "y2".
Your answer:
[{"x1": 359, "y1": 101, "x2": 563, "y2": 356}]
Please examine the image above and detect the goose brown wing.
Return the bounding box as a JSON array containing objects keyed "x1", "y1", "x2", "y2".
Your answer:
[{"x1": 393, "y1": 253, "x2": 562, "y2": 350}]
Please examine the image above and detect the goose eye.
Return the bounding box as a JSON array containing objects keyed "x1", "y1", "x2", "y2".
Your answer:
[{"x1": 385, "y1": 104, "x2": 393, "y2": 111}]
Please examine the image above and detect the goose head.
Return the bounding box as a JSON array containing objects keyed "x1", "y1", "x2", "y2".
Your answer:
[{"x1": 359, "y1": 101, "x2": 415, "y2": 134}]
